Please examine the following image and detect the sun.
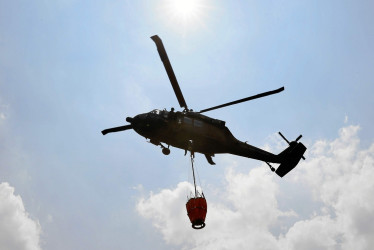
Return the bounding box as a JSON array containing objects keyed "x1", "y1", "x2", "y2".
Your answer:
[
  {"x1": 163, "y1": 0, "x2": 208, "y2": 29},
  {"x1": 169, "y1": 0, "x2": 199, "y2": 19}
]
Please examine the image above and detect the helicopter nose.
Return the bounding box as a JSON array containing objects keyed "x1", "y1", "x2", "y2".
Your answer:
[
  {"x1": 131, "y1": 114, "x2": 147, "y2": 128},
  {"x1": 130, "y1": 113, "x2": 164, "y2": 131}
]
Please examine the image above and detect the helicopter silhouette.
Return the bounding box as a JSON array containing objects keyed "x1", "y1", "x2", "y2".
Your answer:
[{"x1": 102, "y1": 35, "x2": 306, "y2": 177}]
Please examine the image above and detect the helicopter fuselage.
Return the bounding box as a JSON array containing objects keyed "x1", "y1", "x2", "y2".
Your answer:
[{"x1": 130, "y1": 109, "x2": 281, "y2": 164}]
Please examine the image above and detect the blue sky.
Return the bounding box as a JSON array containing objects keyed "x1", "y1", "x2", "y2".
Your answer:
[{"x1": 0, "y1": 1, "x2": 374, "y2": 249}]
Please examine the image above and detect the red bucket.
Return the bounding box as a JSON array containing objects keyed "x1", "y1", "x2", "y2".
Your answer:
[{"x1": 186, "y1": 197, "x2": 207, "y2": 229}]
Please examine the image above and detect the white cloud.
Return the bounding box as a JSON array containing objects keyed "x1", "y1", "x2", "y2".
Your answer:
[
  {"x1": 136, "y1": 125, "x2": 374, "y2": 250},
  {"x1": 0, "y1": 182, "x2": 42, "y2": 250},
  {"x1": 137, "y1": 169, "x2": 294, "y2": 250},
  {"x1": 290, "y1": 125, "x2": 374, "y2": 250}
]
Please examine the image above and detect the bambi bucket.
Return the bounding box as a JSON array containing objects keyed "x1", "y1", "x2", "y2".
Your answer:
[{"x1": 186, "y1": 196, "x2": 207, "y2": 229}]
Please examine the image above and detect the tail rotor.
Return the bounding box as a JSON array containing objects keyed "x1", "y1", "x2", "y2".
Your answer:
[
  {"x1": 278, "y1": 132, "x2": 305, "y2": 160},
  {"x1": 272, "y1": 132, "x2": 307, "y2": 177}
]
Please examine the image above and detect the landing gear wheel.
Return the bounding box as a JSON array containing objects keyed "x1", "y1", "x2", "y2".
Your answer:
[{"x1": 162, "y1": 148, "x2": 170, "y2": 155}]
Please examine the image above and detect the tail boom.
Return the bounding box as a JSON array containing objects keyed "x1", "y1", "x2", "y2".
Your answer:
[
  {"x1": 229, "y1": 141, "x2": 281, "y2": 163},
  {"x1": 229, "y1": 138, "x2": 306, "y2": 178}
]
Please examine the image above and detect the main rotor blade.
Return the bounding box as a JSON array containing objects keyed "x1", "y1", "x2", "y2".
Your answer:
[
  {"x1": 199, "y1": 87, "x2": 285, "y2": 113},
  {"x1": 151, "y1": 35, "x2": 188, "y2": 110},
  {"x1": 101, "y1": 125, "x2": 133, "y2": 135}
]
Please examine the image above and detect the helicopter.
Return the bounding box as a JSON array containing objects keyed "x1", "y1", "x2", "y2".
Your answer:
[{"x1": 102, "y1": 35, "x2": 306, "y2": 177}]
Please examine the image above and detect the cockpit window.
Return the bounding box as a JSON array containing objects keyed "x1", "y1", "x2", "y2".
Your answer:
[
  {"x1": 150, "y1": 109, "x2": 161, "y2": 114},
  {"x1": 194, "y1": 119, "x2": 203, "y2": 127},
  {"x1": 183, "y1": 117, "x2": 193, "y2": 125}
]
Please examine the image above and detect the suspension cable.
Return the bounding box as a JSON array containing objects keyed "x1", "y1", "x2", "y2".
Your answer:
[{"x1": 190, "y1": 155, "x2": 198, "y2": 197}]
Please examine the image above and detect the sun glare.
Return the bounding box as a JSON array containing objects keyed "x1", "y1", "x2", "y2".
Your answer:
[
  {"x1": 163, "y1": 0, "x2": 209, "y2": 31},
  {"x1": 170, "y1": 0, "x2": 199, "y2": 18}
]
